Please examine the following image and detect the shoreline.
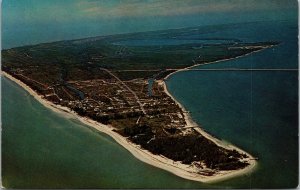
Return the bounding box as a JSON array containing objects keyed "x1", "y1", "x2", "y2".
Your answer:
[
  {"x1": 161, "y1": 80, "x2": 257, "y2": 179},
  {"x1": 164, "y1": 45, "x2": 275, "y2": 80},
  {"x1": 2, "y1": 68, "x2": 257, "y2": 183}
]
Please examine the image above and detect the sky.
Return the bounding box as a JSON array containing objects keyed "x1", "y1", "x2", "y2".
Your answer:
[{"x1": 2, "y1": 0, "x2": 298, "y2": 49}]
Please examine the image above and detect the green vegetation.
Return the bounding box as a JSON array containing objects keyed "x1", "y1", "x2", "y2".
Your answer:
[{"x1": 2, "y1": 26, "x2": 275, "y2": 173}]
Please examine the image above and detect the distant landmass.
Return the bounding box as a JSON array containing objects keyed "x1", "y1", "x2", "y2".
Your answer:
[{"x1": 2, "y1": 26, "x2": 278, "y2": 182}]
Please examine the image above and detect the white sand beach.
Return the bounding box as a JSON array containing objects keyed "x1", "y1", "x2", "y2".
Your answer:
[{"x1": 2, "y1": 71, "x2": 257, "y2": 183}]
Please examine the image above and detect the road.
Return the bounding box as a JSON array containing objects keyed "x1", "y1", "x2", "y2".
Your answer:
[{"x1": 100, "y1": 68, "x2": 147, "y2": 115}]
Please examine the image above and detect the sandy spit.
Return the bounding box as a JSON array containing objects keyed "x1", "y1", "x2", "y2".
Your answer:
[{"x1": 2, "y1": 70, "x2": 257, "y2": 183}]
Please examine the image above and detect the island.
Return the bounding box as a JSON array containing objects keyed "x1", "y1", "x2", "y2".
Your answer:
[{"x1": 2, "y1": 26, "x2": 278, "y2": 182}]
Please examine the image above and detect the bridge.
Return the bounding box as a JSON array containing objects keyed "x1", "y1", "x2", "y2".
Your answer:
[
  {"x1": 177, "y1": 68, "x2": 298, "y2": 71},
  {"x1": 113, "y1": 68, "x2": 298, "y2": 72}
]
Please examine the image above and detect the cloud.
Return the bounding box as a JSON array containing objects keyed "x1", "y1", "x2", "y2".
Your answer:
[
  {"x1": 4, "y1": 0, "x2": 297, "y2": 26},
  {"x1": 77, "y1": 0, "x2": 297, "y2": 19},
  {"x1": 78, "y1": 0, "x2": 234, "y2": 18}
]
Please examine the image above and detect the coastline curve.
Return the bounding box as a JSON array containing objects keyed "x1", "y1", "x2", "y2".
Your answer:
[{"x1": 2, "y1": 71, "x2": 257, "y2": 183}]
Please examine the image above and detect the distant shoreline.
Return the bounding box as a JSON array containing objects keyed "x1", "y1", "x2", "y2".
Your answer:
[
  {"x1": 2, "y1": 53, "x2": 258, "y2": 183},
  {"x1": 164, "y1": 44, "x2": 275, "y2": 80}
]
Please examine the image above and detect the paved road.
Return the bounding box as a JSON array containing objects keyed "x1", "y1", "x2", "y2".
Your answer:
[{"x1": 100, "y1": 68, "x2": 147, "y2": 115}]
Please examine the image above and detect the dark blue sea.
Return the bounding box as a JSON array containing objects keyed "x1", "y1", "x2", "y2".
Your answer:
[{"x1": 167, "y1": 20, "x2": 298, "y2": 188}]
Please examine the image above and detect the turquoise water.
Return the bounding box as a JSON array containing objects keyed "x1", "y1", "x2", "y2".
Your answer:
[
  {"x1": 2, "y1": 20, "x2": 298, "y2": 188},
  {"x1": 2, "y1": 77, "x2": 214, "y2": 189}
]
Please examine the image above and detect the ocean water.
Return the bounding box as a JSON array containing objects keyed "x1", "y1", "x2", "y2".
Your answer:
[
  {"x1": 2, "y1": 20, "x2": 298, "y2": 188},
  {"x1": 1, "y1": 77, "x2": 194, "y2": 188},
  {"x1": 2, "y1": 76, "x2": 221, "y2": 189},
  {"x1": 167, "y1": 20, "x2": 298, "y2": 188}
]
